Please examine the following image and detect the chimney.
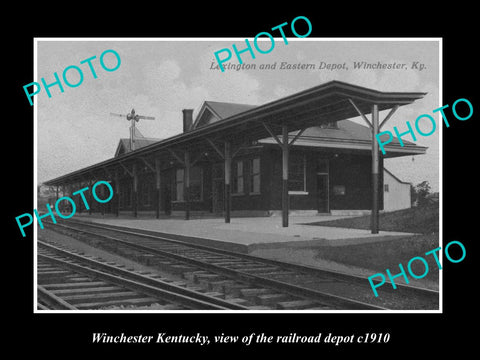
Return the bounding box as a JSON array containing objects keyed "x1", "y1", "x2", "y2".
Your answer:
[{"x1": 182, "y1": 109, "x2": 194, "y2": 133}]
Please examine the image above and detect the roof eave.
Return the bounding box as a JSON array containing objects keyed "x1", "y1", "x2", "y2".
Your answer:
[{"x1": 42, "y1": 81, "x2": 427, "y2": 186}]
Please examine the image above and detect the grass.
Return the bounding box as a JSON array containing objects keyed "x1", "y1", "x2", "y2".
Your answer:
[
  {"x1": 305, "y1": 204, "x2": 440, "y2": 284},
  {"x1": 305, "y1": 203, "x2": 439, "y2": 234},
  {"x1": 314, "y1": 233, "x2": 439, "y2": 280}
]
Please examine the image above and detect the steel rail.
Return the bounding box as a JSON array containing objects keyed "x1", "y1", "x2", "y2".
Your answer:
[
  {"x1": 38, "y1": 241, "x2": 248, "y2": 310},
  {"x1": 43, "y1": 222, "x2": 387, "y2": 310},
  {"x1": 61, "y1": 219, "x2": 439, "y2": 301},
  {"x1": 38, "y1": 285, "x2": 79, "y2": 310}
]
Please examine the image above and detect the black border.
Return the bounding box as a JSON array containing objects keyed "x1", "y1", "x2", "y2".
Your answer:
[{"x1": 9, "y1": 6, "x2": 477, "y2": 355}]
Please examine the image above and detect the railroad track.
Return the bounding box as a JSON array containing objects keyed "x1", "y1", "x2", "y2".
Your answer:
[
  {"x1": 41, "y1": 219, "x2": 439, "y2": 310},
  {"x1": 37, "y1": 241, "x2": 251, "y2": 310}
]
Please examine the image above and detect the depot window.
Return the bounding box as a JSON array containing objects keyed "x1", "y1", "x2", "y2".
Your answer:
[
  {"x1": 249, "y1": 158, "x2": 261, "y2": 194},
  {"x1": 233, "y1": 161, "x2": 244, "y2": 194},
  {"x1": 189, "y1": 166, "x2": 203, "y2": 201},
  {"x1": 288, "y1": 154, "x2": 306, "y2": 192},
  {"x1": 174, "y1": 167, "x2": 203, "y2": 202},
  {"x1": 175, "y1": 168, "x2": 184, "y2": 201}
]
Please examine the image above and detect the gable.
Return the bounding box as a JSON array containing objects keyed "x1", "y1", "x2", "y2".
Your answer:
[
  {"x1": 114, "y1": 138, "x2": 161, "y2": 157},
  {"x1": 195, "y1": 108, "x2": 220, "y2": 128},
  {"x1": 115, "y1": 139, "x2": 130, "y2": 157},
  {"x1": 192, "y1": 101, "x2": 257, "y2": 130}
]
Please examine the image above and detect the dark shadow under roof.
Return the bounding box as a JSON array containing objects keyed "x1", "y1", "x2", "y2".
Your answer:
[{"x1": 44, "y1": 80, "x2": 427, "y2": 186}]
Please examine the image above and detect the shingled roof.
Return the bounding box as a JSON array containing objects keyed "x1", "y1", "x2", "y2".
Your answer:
[
  {"x1": 193, "y1": 100, "x2": 419, "y2": 153},
  {"x1": 267, "y1": 118, "x2": 417, "y2": 147}
]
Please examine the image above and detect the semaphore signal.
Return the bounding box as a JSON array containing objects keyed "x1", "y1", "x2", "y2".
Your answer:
[{"x1": 110, "y1": 108, "x2": 155, "y2": 151}]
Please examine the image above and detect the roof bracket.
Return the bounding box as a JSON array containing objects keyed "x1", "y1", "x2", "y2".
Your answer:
[
  {"x1": 262, "y1": 122, "x2": 283, "y2": 147},
  {"x1": 119, "y1": 162, "x2": 133, "y2": 177},
  {"x1": 102, "y1": 166, "x2": 114, "y2": 179},
  {"x1": 140, "y1": 157, "x2": 155, "y2": 172},
  {"x1": 379, "y1": 105, "x2": 399, "y2": 130},
  {"x1": 231, "y1": 141, "x2": 252, "y2": 158},
  {"x1": 168, "y1": 148, "x2": 185, "y2": 166},
  {"x1": 289, "y1": 127, "x2": 307, "y2": 146},
  {"x1": 348, "y1": 98, "x2": 373, "y2": 129},
  {"x1": 205, "y1": 138, "x2": 225, "y2": 160},
  {"x1": 190, "y1": 152, "x2": 204, "y2": 167}
]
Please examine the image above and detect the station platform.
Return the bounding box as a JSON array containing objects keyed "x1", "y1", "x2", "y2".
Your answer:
[{"x1": 73, "y1": 213, "x2": 418, "y2": 254}]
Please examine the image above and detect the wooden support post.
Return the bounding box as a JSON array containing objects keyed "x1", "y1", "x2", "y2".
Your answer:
[
  {"x1": 62, "y1": 185, "x2": 69, "y2": 216},
  {"x1": 263, "y1": 121, "x2": 293, "y2": 227},
  {"x1": 371, "y1": 104, "x2": 379, "y2": 234},
  {"x1": 88, "y1": 180, "x2": 93, "y2": 215},
  {"x1": 75, "y1": 183, "x2": 82, "y2": 213},
  {"x1": 132, "y1": 163, "x2": 138, "y2": 218},
  {"x1": 58, "y1": 186, "x2": 64, "y2": 214},
  {"x1": 77, "y1": 183, "x2": 83, "y2": 213},
  {"x1": 184, "y1": 151, "x2": 190, "y2": 220},
  {"x1": 100, "y1": 182, "x2": 105, "y2": 216},
  {"x1": 69, "y1": 184, "x2": 75, "y2": 215},
  {"x1": 155, "y1": 158, "x2": 162, "y2": 219},
  {"x1": 80, "y1": 183, "x2": 85, "y2": 213},
  {"x1": 349, "y1": 98, "x2": 386, "y2": 234},
  {"x1": 281, "y1": 125, "x2": 289, "y2": 228},
  {"x1": 115, "y1": 171, "x2": 120, "y2": 217},
  {"x1": 224, "y1": 141, "x2": 231, "y2": 223}
]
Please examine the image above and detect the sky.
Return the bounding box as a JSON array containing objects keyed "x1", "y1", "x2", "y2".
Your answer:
[{"x1": 36, "y1": 38, "x2": 440, "y2": 191}]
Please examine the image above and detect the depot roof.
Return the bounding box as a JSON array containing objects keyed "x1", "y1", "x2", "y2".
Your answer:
[{"x1": 43, "y1": 80, "x2": 427, "y2": 186}]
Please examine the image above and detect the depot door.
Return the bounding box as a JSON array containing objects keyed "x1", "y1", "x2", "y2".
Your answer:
[
  {"x1": 164, "y1": 183, "x2": 172, "y2": 215},
  {"x1": 316, "y1": 174, "x2": 329, "y2": 213},
  {"x1": 212, "y1": 163, "x2": 224, "y2": 214}
]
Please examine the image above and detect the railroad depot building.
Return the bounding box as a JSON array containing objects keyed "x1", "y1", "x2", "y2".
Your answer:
[{"x1": 43, "y1": 81, "x2": 427, "y2": 228}]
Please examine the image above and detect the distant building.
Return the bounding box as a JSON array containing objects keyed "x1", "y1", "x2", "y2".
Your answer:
[
  {"x1": 383, "y1": 168, "x2": 412, "y2": 211},
  {"x1": 43, "y1": 81, "x2": 427, "y2": 223},
  {"x1": 82, "y1": 100, "x2": 422, "y2": 216}
]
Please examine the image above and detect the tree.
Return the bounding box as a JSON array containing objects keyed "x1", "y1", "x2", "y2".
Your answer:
[{"x1": 411, "y1": 181, "x2": 431, "y2": 207}]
